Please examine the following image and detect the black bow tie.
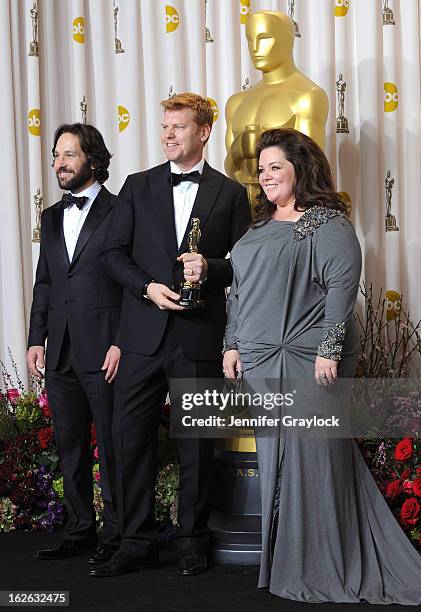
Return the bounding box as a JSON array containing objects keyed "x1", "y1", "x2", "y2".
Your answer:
[
  {"x1": 61, "y1": 193, "x2": 89, "y2": 210},
  {"x1": 170, "y1": 171, "x2": 202, "y2": 186}
]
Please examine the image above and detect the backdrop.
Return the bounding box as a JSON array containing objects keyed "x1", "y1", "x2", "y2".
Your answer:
[{"x1": 1, "y1": 0, "x2": 420, "y2": 385}]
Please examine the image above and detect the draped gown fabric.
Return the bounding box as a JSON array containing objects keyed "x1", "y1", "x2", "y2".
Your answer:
[{"x1": 225, "y1": 207, "x2": 421, "y2": 605}]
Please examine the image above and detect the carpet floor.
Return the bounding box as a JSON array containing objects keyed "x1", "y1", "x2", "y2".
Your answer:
[{"x1": 0, "y1": 531, "x2": 411, "y2": 612}]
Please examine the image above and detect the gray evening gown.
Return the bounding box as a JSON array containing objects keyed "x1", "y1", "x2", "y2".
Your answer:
[{"x1": 224, "y1": 206, "x2": 421, "y2": 605}]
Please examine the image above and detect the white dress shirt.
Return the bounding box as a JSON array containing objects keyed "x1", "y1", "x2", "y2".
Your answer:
[
  {"x1": 63, "y1": 181, "x2": 101, "y2": 261},
  {"x1": 170, "y1": 159, "x2": 204, "y2": 248}
]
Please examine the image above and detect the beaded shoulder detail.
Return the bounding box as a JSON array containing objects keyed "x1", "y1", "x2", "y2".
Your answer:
[{"x1": 293, "y1": 205, "x2": 350, "y2": 241}]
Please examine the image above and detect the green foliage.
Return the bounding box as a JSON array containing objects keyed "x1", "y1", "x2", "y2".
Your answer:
[
  {"x1": 0, "y1": 408, "x2": 18, "y2": 442},
  {"x1": 0, "y1": 498, "x2": 16, "y2": 532},
  {"x1": 52, "y1": 476, "x2": 64, "y2": 500},
  {"x1": 155, "y1": 463, "x2": 179, "y2": 525},
  {"x1": 15, "y1": 394, "x2": 43, "y2": 432}
]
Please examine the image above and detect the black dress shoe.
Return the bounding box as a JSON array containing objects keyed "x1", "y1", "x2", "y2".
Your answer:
[
  {"x1": 177, "y1": 550, "x2": 208, "y2": 576},
  {"x1": 88, "y1": 543, "x2": 120, "y2": 565},
  {"x1": 34, "y1": 539, "x2": 97, "y2": 560},
  {"x1": 90, "y1": 549, "x2": 159, "y2": 577}
]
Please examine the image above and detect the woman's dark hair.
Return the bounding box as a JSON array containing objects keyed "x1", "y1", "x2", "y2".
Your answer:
[
  {"x1": 253, "y1": 128, "x2": 347, "y2": 225},
  {"x1": 52, "y1": 123, "x2": 112, "y2": 184}
]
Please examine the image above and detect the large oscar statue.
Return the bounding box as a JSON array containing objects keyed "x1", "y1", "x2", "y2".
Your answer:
[
  {"x1": 225, "y1": 10, "x2": 328, "y2": 210},
  {"x1": 214, "y1": 9, "x2": 328, "y2": 566}
]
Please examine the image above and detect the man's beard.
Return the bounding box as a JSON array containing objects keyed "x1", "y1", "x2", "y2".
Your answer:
[{"x1": 56, "y1": 159, "x2": 94, "y2": 192}]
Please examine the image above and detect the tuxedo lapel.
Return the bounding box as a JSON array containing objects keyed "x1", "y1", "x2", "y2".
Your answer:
[
  {"x1": 150, "y1": 163, "x2": 178, "y2": 258},
  {"x1": 52, "y1": 205, "x2": 70, "y2": 268},
  {"x1": 69, "y1": 187, "x2": 111, "y2": 268},
  {"x1": 177, "y1": 161, "x2": 222, "y2": 255}
]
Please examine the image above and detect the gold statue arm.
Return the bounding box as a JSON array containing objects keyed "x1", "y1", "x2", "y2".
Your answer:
[
  {"x1": 293, "y1": 88, "x2": 329, "y2": 151},
  {"x1": 224, "y1": 94, "x2": 249, "y2": 182}
]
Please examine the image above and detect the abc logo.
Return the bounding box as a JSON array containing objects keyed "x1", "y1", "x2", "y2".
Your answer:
[
  {"x1": 73, "y1": 17, "x2": 85, "y2": 43},
  {"x1": 339, "y1": 191, "x2": 352, "y2": 217},
  {"x1": 335, "y1": 0, "x2": 350, "y2": 17},
  {"x1": 385, "y1": 290, "x2": 401, "y2": 321},
  {"x1": 384, "y1": 82, "x2": 398, "y2": 112},
  {"x1": 206, "y1": 97, "x2": 219, "y2": 123},
  {"x1": 28, "y1": 108, "x2": 41, "y2": 136},
  {"x1": 240, "y1": 0, "x2": 251, "y2": 25},
  {"x1": 118, "y1": 105, "x2": 130, "y2": 132},
  {"x1": 166, "y1": 6, "x2": 180, "y2": 33}
]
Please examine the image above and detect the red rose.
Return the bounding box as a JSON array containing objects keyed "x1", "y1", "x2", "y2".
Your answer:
[
  {"x1": 400, "y1": 468, "x2": 412, "y2": 480},
  {"x1": 413, "y1": 478, "x2": 421, "y2": 497},
  {"x1": 38, "y1": 426, "x2": 53, "y2": 449},
  {"x1": 416, "y1": 467, "x2": 421, "y2": 477},
  {"x1": 403, "y1": 480, "x2": 413, "y2": 495},
  {"x1": 400, "y1": 497, "x2": 420, "y2": 526},
  {"x1": 394, "y1": 438, "x2": 413, "y2": 461},
  {"x1": 6, "y1": 388, "x2": 20, "y2": 405},
  {"x1": 386, "y1": 480, "x2": 401, "y2": 499}
]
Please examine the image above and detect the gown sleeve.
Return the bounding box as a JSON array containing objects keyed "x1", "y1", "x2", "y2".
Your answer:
[{"x1": 313, "y1": 217, "x2": 362, "y2": 361}]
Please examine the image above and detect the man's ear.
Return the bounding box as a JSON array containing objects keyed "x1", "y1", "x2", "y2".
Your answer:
[{"x1": 201, "y1": 124, "x2": 211, "y2": 143}]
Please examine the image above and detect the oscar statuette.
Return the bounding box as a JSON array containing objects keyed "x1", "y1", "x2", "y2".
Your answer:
[
  {"x1": 28, "y1": 3, "x2": 39, "y2": 57},
  {"x1": 179, "y1": 218, "x2": 204, "y2": 309},
  {"x1": 32, "y1": 189, "x2": 43, "y2": 243},
  {"x1": 385, "y1": 170, "x2": 399, "y2": 232}
]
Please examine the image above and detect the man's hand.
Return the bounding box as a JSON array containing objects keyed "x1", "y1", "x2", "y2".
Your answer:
[
  {"x1": 223, "y1": 349, "x2": 242, "y2": 380},
  {"x1": 101, "y1": 345, "x2": 121, "y2": 382},
  {"x1": 315, "y1": 356, "x2": 338, "y2": 387},
  {"x1": 147, "y1": 282, "x2": 185, "y2": 311},
  {"x1": 27, "y1": 346, "x2": 45, "y2": 379},
  {"x1": 177, "y1": 253, "x2": 208, "y2": 283}
]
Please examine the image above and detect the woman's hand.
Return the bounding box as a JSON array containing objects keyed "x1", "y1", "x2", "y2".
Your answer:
[
  {"x1": 315, "y1": 356, "x2": 337, "y2": 386},
  {"x1": 223, "y1": 349, "x2": 242, "y2": 380}
]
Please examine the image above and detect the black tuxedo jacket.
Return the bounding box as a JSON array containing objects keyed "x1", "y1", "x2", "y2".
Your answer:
[
  {"x1": 28, "y1": 186, "x2": 122, "y2": 371},
  {"x1": 101, "y1": 161, "x2": 251, "y2": 360}
]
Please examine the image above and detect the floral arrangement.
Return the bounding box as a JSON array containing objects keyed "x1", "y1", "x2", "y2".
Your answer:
[
  {"x1": 0, "y1": 356, "x2": 64, "y2": 532},
  {"x1": 359, "y1": 437, "x2": 420, "y2": 551},
  {"x1": 0, "y1": 353, "x2": 179, "y2": 534},
  {"x1": 355, "y1": 286, "x2": 421, "y2": 552}
]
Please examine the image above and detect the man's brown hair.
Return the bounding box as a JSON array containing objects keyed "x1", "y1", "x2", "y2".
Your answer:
[{"x1": 161, "y1": 92, "x2": 214, "y2": 129}]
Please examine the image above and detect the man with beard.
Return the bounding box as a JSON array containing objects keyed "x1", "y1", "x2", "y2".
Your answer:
[{"x1": 27, "y1": 123, "x2": 122, "y2": 565}]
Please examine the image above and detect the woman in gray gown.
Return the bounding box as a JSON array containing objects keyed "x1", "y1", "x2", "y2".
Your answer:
[{"x1": 223, "y1": 128, "x2": 421, "y2": 605}]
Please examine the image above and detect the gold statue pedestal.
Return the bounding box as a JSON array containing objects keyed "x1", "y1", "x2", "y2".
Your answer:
[
  {"x1": 209, "y1": 441, "x2": 262, "y2": 565},
  {"x1": 292, "y1": 19, "x2": 301, "y2": 37},
  {"x1": 32, "y1": 227, "x2": 41, "y2": 243},
  {"x1": 179, "y1": 283, "x2": 204, "y2": 309},
  {"x1": 29, "y1": 41, "x2": 39, "y2": 56},
  {"x1": 385, "y1": 214, "x2": 399, "y2": 232},
  {"x1": 383, "y1": 9, "x2": 395, "y2": 25},
  {"x1": 115, "y1": 38, "x2": 125, "y2": 54},
  {"x1": 336, "y1": 117, "x2": 349, "y2": 134}
]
